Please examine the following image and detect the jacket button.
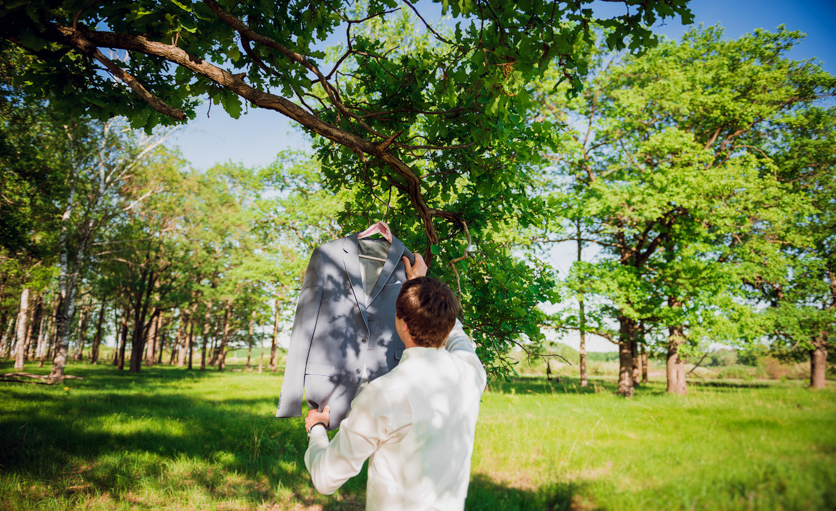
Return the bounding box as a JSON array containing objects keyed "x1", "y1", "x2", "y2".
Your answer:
[
  {"x1": 355, "y1": 368, "x2": 361, "y2": 374},
  {"x1": 361, "y1": 338, "x2": 367, "y2": 343}
]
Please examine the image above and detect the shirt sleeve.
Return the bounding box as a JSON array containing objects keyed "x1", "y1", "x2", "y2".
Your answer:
[
  {"x1": 304, "y1": 382, "x2": 393, "y2": 495},
  {"x1": 445, "y1": 319, "x2": 488, "y2": 389}
]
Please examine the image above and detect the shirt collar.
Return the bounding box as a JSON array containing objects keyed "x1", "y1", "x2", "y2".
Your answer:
[{"x1": 400, "y1": 346, "x2": 441, "y2": 363}]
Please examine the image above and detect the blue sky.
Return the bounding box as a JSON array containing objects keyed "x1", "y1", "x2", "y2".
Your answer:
[{"x1": 164, "y1": 0, "x2": 836, "y2": 351}]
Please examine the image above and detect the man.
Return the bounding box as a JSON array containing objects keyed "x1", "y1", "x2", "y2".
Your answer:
[{"x1": 304, "y1": 254, "x2": 488, "y2": 511}]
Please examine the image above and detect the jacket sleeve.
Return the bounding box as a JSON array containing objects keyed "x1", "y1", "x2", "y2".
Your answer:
[
  {"x1": 276, "y1": 247, "x2": 325, "y2": 418},
  {"x1": 401, "y1": 245, "x2": 415, "y2": 266}
]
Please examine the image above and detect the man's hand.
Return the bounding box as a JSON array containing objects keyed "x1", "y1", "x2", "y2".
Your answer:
[
  {"x1": 306, "y1": 405, "x2": 330, "y2": 432},
  {"x1": 403, "y1": 253, "x2": 427, "y2": 280}
]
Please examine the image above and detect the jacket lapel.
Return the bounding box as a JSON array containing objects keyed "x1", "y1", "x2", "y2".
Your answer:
[
  {"x1": 343, "y1": 234, "x2": 370, "y2": 332},
  {"x1": 368, "y1": 237, "x2": 406, "y2": 305}
]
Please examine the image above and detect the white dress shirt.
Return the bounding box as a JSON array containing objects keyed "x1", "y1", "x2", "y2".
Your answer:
[{"x1": 305, "y1": 320, "x2": 487, "y2": 511}]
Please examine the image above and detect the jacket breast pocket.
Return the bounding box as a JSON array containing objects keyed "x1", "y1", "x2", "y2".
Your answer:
[{"x1": 304, "y1": 363, "x2": 336, "y2": 411}]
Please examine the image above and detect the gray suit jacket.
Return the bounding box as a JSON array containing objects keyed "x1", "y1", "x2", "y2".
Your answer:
[{"x1": 276, "y1": 233, "x2": 414, "y2": 429}]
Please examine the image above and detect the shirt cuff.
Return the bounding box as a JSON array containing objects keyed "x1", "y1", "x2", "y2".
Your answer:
[{"x1": 308, "y1": 423, "x2": 329, "y2": 445}]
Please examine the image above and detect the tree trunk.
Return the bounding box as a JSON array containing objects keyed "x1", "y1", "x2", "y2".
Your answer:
[
  {"x1": 641, "y1": 343, "x2": 648, "y2": 384},
  {"x1": 270, "y1": 296, "x2": 281, "y2": 371},
  {"x1": 187, "y1": 311, "x2": 195, "y2": 370},
  {"x1": 246, "y1": 310, "x2": 255, "y2": 370},
  {"x1": 201, "y1": 300, "x2": 212, "y2": 371},
  {"x1": 217, "y1": 300, "x2": 231, "y2": 371},
  {"x1": 73, "y1": 302, "x2": 90, "y2": 361},
  {"x1": 24, "y1": 293, "x2": 43, "y2": 362},
  {"x1": 145, "y1": 310, "x2": 159, "y2": 367},
  {"x1": 47, "y1": 162, "x2": 77, "y2": 384},
  {"x1": 90, "y1": 300, "x2": 106, "y2": 364},
  {"x1": 176, "y1": 312, "x2": 188, "y2": 367},
  {"x1": 0, "y1": 290, "x2": 7, "y2": 358},
  {"x1": 631, "y1": 338, "x2": 641, "y2": 387},
  {"x1": 14, "y1": 288, "x2": 31, "y2": 371},
  {"x1": 209, "y1": 324, "x2": 220, "y2": 366},
  {"x1": 170, "y1": 312, "x2": 184, "y2": 366},
  {"x1": 129, "y1": 268, "x2": 156, "y2": 374},
  {"x1": 258, "y1": 340, "x2": 264, "y2": 374},
  {"x1": 20, "y1": 306, "x2": 35, "y2": 364},
  {"x1": 40, "y1": 295, "x2": 60, "y2": 367},
  {"x1": 666, "y1": 325, "x2": 687, "y2": 395},
  {"x1": 35, "y1": 302, "x2": 51, "y2": 368},
  {"x1": 117, "y1": 304, "x2": 129, "y2": 370},
  {"x1": 1, "y1": 315, "x2": 14, "y2": 359},
  {"x1": 617, "y1": 315, "x2": 636, "y2": 397},
  {"x1": 112, "y1": 304, "x2": 121, "y2": 365},
  {"x1": 26, "y1": 295, "x2": 44, "y2": 360},
  {"x1": 810, "y1": 336, "x2": 828, "y2": 389},
  {"x1": 157, "y1": 313, "x2": 167, "y2": 364},
  {"x1": 576, "y1": 221, "x2": 588, "y2": 387}
]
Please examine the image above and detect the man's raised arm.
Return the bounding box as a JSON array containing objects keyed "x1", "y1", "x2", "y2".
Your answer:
[{"x1": 445, "y1": 320, "x2": 488, "y2": 390}]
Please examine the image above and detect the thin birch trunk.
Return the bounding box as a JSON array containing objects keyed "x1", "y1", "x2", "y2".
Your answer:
[
  {"x1": 666, "y1": 325, "x2": 687, "y2": 395},
  {"x1": 129, "y1": 267, "x2": 156, "y2": 373},
  {"x1": 74, "y1": 302, "x2": 90, "y2": 361},
  {"x1": 14, "y1": 288, "x2": 31, "y2": 370},
  {"x1": 576, "y1": 220, "x2": 587, "y2": 387},
  {"x1": 201, "y1": 301, "x2": 212, "y2": 371},
  {"x1": 1, "y1": 315, "x2": 14, "y2": 359},
  {"x1": 176, "y1": 309, "x2": 188, "y2": 367},
  {"x1": 35, "y1": 303, "x2": 50, "y2": 367},
  {"x1": 118, "y1": 303, "x2": 129, "y2": 370},
  {"x1": 48, "y1": 148, "x2": 80, "y2": 383},
  {"x1": 145, "y1": 310, "x2": 159, "y2": 367},
  {"x1": 258, "y1": 337, "x2": 264, "y2": 374},
  {"x1": 156, "y1": 313, "x2": 166, "y2": 364},
  {"x1": 91, "y1": 300, "x2": 106, "y2": 363},
  {"x1": 27, "y1": 295, "x2": 44, "y2": 361},
  {"x1": 170, "y1": 312, "x2": 183, "y2": 366},
  {"x1": 217, "y1": 300, "x2": 231, "y2": 371},
  {"x1": 187, "y1": 311, "x2": 195, "y2": 370},
  {"x1": 270, "y1": 296, "x2": 281, "y2": 371},
  {"x1": 246, "y1": 310, "x2": 255, "y2": 370},
  {"x1": 209, "y1": 324, "x2": 220, "y2": 366}
]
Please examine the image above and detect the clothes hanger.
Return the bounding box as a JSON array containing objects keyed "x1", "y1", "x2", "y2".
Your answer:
[{"x1": 358, "y1": 221, "x2": 393, "y2": 262}]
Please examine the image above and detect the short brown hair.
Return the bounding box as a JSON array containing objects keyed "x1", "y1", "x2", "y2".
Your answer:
[{"x1": 395, "y1": 277, "x2": 460, "y2": 348}]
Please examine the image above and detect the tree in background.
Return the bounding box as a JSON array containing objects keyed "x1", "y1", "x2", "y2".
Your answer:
[
  {"x1": 753, "y1": 106, "x2": 836, "y2": 388},
  {"x1": 539, "y1": 26, "x2": 835, "y2": 396},
  {"x1": 256, "y1": 150, "x2": 346, "y2": 371}
]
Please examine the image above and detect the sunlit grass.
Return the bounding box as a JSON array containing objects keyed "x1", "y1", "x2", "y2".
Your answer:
[{"x1": 1, "y1": 360, "x2": 833, "y2": 510}]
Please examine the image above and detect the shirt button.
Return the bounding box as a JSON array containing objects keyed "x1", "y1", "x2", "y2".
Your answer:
[
  {"x1": 361, "y1": 338, "x2": 367, "y2": 343},
  {"x1": 355, "y1": 368, "x2": 361, "y2": 374}
]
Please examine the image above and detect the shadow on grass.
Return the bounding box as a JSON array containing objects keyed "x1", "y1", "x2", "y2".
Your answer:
[
  {"x1": 486, "y1": 374, "x2": 789, "y2": 398},
  {"x1": 0, "y1": 361, "x2": 325, "y2": 509},
  {"x1": 1, "y1": 360, "x2": 569, "y2": 511},
  {"x1": 688, "y1": 379, "x2": 773, "y2": 390},
  {"x1": 466, "y1": 474, "x2": 595, "y2": 511},
  {"x1": 487, "y1": 376, "x2": 624, "y2": 396}
]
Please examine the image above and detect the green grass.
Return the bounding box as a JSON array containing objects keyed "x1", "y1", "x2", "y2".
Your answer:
[{"x1": 1, "y1": 360, "x2": 834, "y2": 510}]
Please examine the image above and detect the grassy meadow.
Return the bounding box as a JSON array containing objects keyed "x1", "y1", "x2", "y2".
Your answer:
[{"x1": 1, "y1": 356, "x2": 834, "y2": 511}]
